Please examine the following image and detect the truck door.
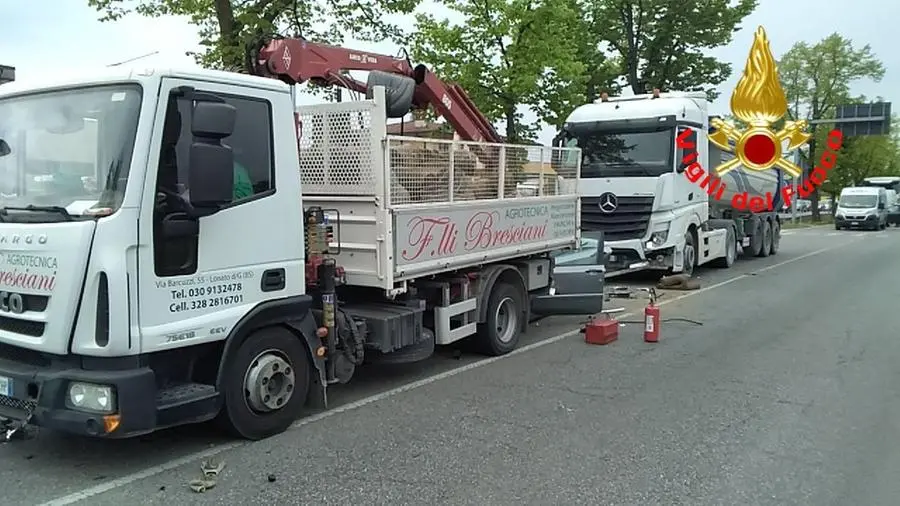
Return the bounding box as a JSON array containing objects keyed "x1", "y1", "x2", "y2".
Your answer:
[
  {"x1": 675, "y1": 126, "x2": 709, "y2": 211},
  {"x1": 136, "y1": 78, "x2": 301, "y2": 353}
]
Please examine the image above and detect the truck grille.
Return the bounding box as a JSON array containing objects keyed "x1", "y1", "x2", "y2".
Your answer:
[
  {"x1": 0, "y1": 294, "x2": 48, "y2": 338},
  {"x1": 581, "y1": 196, "x2": 655, "y2": 241}
]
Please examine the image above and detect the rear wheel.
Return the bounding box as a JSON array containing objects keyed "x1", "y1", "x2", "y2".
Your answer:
[
  {"x1": 476, "y1": 281, "x2": 525, "y2": 356},
  {"x1": 218, "y1": 327, "x2": 310, "y2": 440},
  {"x1": 748, "y1": 221, "x2": 764, "y2": 257},
  {"x1": 769, "y1": 219, "x2": 781, "y2": 255},
  {"x1": 757, "y1": 220, "x2": 772, "y2": 257}
]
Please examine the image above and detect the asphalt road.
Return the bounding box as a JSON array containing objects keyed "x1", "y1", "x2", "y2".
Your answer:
[{"x1": 4, "y1": 224, "x2": 897, "y2": 505}]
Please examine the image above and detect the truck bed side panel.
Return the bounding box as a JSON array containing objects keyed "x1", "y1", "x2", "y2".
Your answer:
[{"x1": 392, "y1": 196, "x2": 578, "y2": 279}]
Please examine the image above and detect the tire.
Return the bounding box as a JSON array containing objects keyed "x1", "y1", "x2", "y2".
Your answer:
[
  {"x1": 748, "y1": 221, "x2": 764, "y2": 257},
  {"x1": 476, "y1": 281, "x2": 525, "y2": 356},
  {"x1": 711, "y1": 225, "x2": 736, "y2": 268},
  {"x1": 218, "y1": 327, "x2": 311, "y2": 440},
  {"x1": 758, "y1": 220, "x2": 772, "y2": 257},
  {"x1": 681, "y1": 231, "x2": 697, "y2": 277},
  {"x1": 880, "y1": 221, "x2": 887, "y2": 230},
  {"x1": 835, "y1": 224, "x2": 841, "y2": 230},
  {"x1": 770, "y1": 219, "x2": 781, "y2": 255}
]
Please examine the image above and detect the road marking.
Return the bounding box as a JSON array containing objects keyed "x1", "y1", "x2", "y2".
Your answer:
[
  {"x1": 826, "y1": 232, "x2": 840, "y2": 236},
  {"x1": 37, "y1": 235, "x2": 869, "y2": 506},
  {"x1": 782, "y1": 231, "x2": 795, "y2": 236}
]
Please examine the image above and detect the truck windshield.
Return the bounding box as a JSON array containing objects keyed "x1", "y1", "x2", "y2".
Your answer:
[
  {"x1": 0, "y1": 84, "x2": 142, "y2": 221},
  {"x1": 566, "y1": 127, "x2": 674, "y2": 178},
  {"x1": 840, "y1": 195, "x2": 878, "y2": 208}
]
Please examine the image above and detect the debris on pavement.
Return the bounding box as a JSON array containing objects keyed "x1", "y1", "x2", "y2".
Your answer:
[
  {"x1": 657, "y1": 274, "x2": 701, "y2": 290},
  {"x1": 189, "y1": 459, "x2": 226, "y2": 493},
  {"x1": 1, "y1": 414, "x2": 35, "y2": 442}
]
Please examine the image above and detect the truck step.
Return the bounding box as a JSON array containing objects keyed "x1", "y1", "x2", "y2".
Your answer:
[{"x1": 155, "y1": 383, "x2": 219, "y2": 428}]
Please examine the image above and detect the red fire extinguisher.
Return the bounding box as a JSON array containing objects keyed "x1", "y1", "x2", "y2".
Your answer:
[{"x1": 644, "y1": 288, "x2": 660, "y2": 343}]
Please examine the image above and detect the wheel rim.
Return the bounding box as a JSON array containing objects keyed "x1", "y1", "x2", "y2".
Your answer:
[
  {"x1": 494, "y1": 296, "x2": 518, "y2": 344},
  {"x1": 244, "y1": 350, "x2": 296, "y2": 413},
  {"x1": 684, "y1": 242, "x2": 695, "y2": 276}
]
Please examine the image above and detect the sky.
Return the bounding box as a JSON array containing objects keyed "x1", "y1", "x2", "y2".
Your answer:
[{"x1": 1, "y1": 0, "x2": 896, "y2": 145}]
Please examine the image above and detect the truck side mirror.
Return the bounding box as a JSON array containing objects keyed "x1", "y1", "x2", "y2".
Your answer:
[{"x1": 188, "y1": 101, "x2": 236, "y2": 211}]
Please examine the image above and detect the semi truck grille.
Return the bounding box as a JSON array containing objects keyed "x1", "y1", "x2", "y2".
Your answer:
[{"x1": 581, "y1": 196, "x2": 655, "y2": 241}]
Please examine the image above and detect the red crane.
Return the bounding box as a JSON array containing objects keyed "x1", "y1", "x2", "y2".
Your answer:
[{"x1": 250, "y1": 37, "x2": 502, "y2": 143}]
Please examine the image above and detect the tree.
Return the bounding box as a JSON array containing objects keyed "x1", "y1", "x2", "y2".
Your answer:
[
  {"x1": 87, "y1": 0, "x2": 420, "y2": 72},
  {"x1": 410, "y1": 0, "x2": 593, "y2": 141},
  {"x1": 778, "y1": 33, "x2": 885, "y2": 220},
  {"x1": 820, "y1": 135, "x2": 898, "y2": 203},
  {"x1": 583, "y1": 0, "x2": 757, "y2": 99}
]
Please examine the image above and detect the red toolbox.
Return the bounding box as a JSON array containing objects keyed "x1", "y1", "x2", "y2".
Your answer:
[{"x1": 583, "y1": 317, "x2": 618, "y2": 345}]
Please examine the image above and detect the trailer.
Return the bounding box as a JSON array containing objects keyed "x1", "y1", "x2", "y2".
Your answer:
[
  {"x1": 558, "y1": 90, "x2": 785, "y2": 277},
  {"x1": 0, "y1": 39, "x2": 602, "y2": 441}
]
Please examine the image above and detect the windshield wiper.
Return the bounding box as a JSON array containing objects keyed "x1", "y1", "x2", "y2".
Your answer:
[{"x1": 0, "y1": 205, "x2": 74, "y2": 221}]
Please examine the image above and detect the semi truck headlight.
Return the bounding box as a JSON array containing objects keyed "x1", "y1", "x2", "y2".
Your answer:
[
  {"x1": 67, "y1": 382, "x2": 116, "y2": 413},
  {"x1": 650, "y1": 230, "x2": 669, "y2": 245}
]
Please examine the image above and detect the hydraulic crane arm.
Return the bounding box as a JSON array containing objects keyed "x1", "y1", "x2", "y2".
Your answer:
[{"x1": 250, "y1": 37, "x2": 502, "y2": 143}]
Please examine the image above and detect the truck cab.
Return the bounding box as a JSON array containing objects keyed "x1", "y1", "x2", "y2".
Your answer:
[{"x1": 560, "y1": 91, "x2": 710, "y2": 276}]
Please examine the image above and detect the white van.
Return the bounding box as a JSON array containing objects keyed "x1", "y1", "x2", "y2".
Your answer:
[{"x1": 835, "y1": 186, "x2": 888, "y2": 230}]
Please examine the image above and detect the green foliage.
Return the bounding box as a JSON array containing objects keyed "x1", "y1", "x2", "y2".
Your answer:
[
  {"x1": 778, "y1": 33, "x2": 885, "y2": 218},
  {"x1": 409, "y1": 0, "x2": 596, "y2": 141},
  {"x1": 820, "y1": 135, "x2": 898, "y2": 197},
  {"x1": 779, "y1": 34, "x2": 885, "y2": 122},
  {"x1": 584, "y1": 0, "x2": 757, "y2": 100},
  {"x1": 87, "y1": 0, "x2": 420, "y2": 71}
]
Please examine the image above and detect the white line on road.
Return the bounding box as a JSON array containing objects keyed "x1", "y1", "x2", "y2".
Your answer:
[{"x1": 38, "y1": 234, "x2": 870, "y2": 506}]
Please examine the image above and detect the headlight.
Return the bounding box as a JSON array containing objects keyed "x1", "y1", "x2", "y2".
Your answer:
[
  {"x1": 649, "y1": 230, "x2": 669, "y2": 245},
  {"x1": 67, "y1": 382, "x2": 116, "y2": 413}
]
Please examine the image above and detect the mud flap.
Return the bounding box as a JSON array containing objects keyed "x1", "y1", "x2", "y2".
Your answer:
[{"x1": 286, "y1": 313, "x2": 328, "y2": 411}]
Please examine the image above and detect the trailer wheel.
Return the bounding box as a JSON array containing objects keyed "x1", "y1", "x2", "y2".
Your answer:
[
  {"x1": 681, "y1": 231, "x2": 696, "y2": 277},
  {"x1": 476, "y1": 281, "x2": 524, "y2": 356},
  {"x1": 712, "y1": 225, "x2": 736, "y2": 268},
  {"x1": 748, "y1": 221, "x2": 764, "y2": 257},
  {"x1": 770, "y1": 220, "x2": 781, "y2": 255},
  {"x1": 758, "y1": 220, "x2": 772, "y2": 257},
  {"x1": 218, "y1": 327, "x2": 310, "y2": 440}
]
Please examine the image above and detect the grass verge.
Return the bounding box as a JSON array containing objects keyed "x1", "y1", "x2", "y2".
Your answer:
[{"x1": 781, "y1": 215, "x2": 834, "y2": 229}]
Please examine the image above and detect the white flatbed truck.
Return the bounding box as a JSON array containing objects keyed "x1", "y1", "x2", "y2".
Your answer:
[{"x1": 0, "y1": 63, "x2": 603, "y2": 440}]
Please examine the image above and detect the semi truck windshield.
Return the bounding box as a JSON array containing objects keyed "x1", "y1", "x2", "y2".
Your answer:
[
  {"x1": 567, "y1": 127, "x2": 674, "y2": 178},
  {"x1": 0, "y1": 84, "x2": 142, "y2": 220}
]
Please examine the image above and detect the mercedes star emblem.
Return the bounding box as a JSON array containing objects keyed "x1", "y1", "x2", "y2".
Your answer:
[{"x1": 598, "y1": 192, "x2": 618, "y2": 213}]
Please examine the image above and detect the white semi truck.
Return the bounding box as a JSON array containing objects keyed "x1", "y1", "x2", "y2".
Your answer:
[
  {"x1": 559, "y1": 90, "x2": 786, "y2": 277},
  {"x1": 0, "y1": 45, "x2": 603, "y2": 440}
]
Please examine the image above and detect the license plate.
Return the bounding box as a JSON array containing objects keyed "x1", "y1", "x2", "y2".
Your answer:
[
  {"x1": 0, "y1": 376, "x2": 10, "y2": 397},
  {"x1": 851, "y1": 221, "x2": 858, "y2": 225}
]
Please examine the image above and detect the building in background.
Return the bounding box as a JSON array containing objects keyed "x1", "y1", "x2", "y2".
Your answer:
[{"x1": 0, "y1": 65, "x2": 14, "y2": 85}]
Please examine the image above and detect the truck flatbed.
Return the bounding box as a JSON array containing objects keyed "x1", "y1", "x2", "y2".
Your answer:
[{"x1": 298, "y1": 89, "x2": 582, "y2": 292}]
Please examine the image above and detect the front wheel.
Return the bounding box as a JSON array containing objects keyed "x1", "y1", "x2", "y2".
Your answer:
[
  {"x1": 218, "y1": 327, "x2": 311, "y2": 440},
  {"x1": 681, "y1": 232, "x2": 696, "y2": 277},
  {"x1": 712, "y1": 226, "x2": 736, "y2": 268}
]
